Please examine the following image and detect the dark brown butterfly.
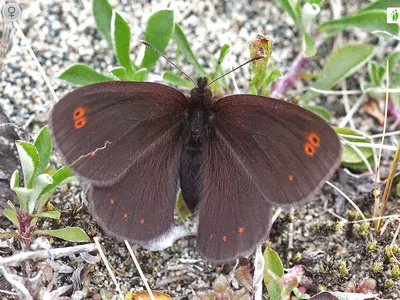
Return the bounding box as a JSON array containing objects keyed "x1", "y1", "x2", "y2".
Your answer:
[{"x1": 49, "y1": 77, "x2": 341, "y2": 262}]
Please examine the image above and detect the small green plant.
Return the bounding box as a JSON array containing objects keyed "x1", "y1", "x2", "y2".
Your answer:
[
  {"x1": 0, "y1": 126, "x2": 90, "y2": 254},
  {"x1": 59, "y1": 0, "x2": 174, "y2": 85},
  {"x1": 263, "y1": 245, "x2": 309, "y2": 300}
]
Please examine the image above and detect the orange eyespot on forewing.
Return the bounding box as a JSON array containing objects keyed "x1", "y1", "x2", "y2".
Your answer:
[
  {"x1": 307, "y1": 132, "x2": 320, "y2": 147},
  {"x1": 304, "y1": 142, "x2": 315, "y2": 156},
  {"x1": 73, "y1": 106, "x2": 88, "y2": 129},
  {"x1": 73, "y1": 106, "x2": 87, "y2": 119}
]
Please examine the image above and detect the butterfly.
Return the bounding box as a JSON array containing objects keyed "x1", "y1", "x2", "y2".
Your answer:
[{"x1": 49, "y1": 77, "x2": 342, "y2": 262}]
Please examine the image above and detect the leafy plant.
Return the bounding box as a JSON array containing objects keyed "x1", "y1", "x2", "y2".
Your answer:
[
  {"x1": 1, "y1": 125, "x2": 90, "y2": 253},
  {"x1": 263, "y1": 245, "x2": 308, "y2": 300},
  {"x1": 59, "y1": 0, "x2": 175, "y2": 85}
]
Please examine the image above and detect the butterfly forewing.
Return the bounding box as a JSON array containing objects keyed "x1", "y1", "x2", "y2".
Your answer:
[
  {"x1": 49, "y1": 82, "x2": 188, "y2": 186},
  {"x1": 213, "y1": 95, "x2": 342, "y2": 206}
]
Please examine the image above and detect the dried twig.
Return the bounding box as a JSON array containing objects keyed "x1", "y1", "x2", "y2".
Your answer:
[{"x1": 0, "y1": 243, "x2": 97, "y2": 266}]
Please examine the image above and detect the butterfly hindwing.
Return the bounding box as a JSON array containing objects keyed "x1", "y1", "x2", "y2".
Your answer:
[
  {"x1": 89, "y1": 125, "x2": 182, "y2": 243},
  {"x1": 196, "y1": 131, "x2": 272, "y2": 262},
  {"x1": 49, "y1": 81, "x2": 188, "y2": 186}
]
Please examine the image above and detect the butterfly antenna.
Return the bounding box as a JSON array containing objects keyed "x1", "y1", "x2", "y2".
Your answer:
[
  {"x1": 206, "y1": 55, "x2": 266, "y2": 88},
  {"x1": 139, "y1": 40, "x2": 198, "y2": 87}
]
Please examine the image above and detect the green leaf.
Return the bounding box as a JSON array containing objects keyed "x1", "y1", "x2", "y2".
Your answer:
[
  {"x1": 34, "y1": 126, "x2": 52, "y2": 176},
  {"x1": 162, "y1": 71, "x2": 194, "y2": 88},
  {"x1": 308, "y1": 0, "x2": 324, "y2": 5},
  {"x1": 29, "y1": 174, "x2": 53, "y2": 213},
  {"x1": 335, "y1": 127, "x2": 374, "y2": 170},
  {"x1": 319, "y1": 10, "x2": 399, "y2": 36},
  {"x1": 59, "y1": 64, "x2": 113, "y2": 86},
  {"x1": 301, "y1": 44, "x2": 374, "y2": 103},
  {"x1": 32, "y1": 210, "x2": 61, "y2": 219},
  {"x1": 362, "y1": 0, "x2": 400, "y2": 11},
  {"x1": 141, "y1": 10, "x2": 174, "y2": 70},
  {"x1": 172, "y1": 24, "x2": 206, "y2": 76},
  {"x1": 33, "y1": 227, "x2": 90, "y2": 242},
  {"x1": 92, "y1": 0, "x2": 113, "y2": 47},
  {"x1": 112, "y1": 11, "x2": 134, "y2": 75},
  {"x1": 264, "y1": 246, "x2": 284, "y2": 300},
  {"x1": 248, "y1": 86, "x2": 258, "y2": 95},
  {"x1": 38, "y1": 166, "x2": 76, "y2": 211},
  {"x1": 0, "y1": 231, "x2": 19, "y2": 240},
  {"x1": 3, "y1": 208, "x2": 19, "y2": 229},
  {"x1": 303, "y1": 105, "x2": 331, "y2": 121},
  {"x1": 131, "y1": 68, "x2": 148, "y2": 82},
  {"x1": 263, "y1": 68, "x2": 282, "y2": 87},
  {"x1": 176, "y1": 191, "x2": 191, "y2": 220},
  {"x1": 368, "y1": 61, "x2": 381, "y2": 86},
  {"x1": 275, "y1": 0, "x2": 301, "y2": 28},
  {"x1": 213, "y1": 44, "x2": 230, "y2": 78},
  {"x1": 387, "y1": 51, "x2": 400, "y2": 74},
  {"x1": 12, "y1": 187, "x2": 30, "y2": 211},
  {"x1": 303, "y1": 33, "x2": 317, "y2": 57},
  {"x1": 110, "y1": 66, "x2": 127, "y2": 80},
  {"x1": 7, "y1": 200, "x2": 17, "y2": 212},
  {"x1": 16, "y1": 141, "x2": 39, "y2": 188},
  {"x1": 10, "y1": 170, "x2": 19, "y2": 189}
]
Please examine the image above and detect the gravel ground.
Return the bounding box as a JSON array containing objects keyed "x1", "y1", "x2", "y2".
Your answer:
[{"x1": 1, "y1": 0, "x2": 400, "y2": 299}]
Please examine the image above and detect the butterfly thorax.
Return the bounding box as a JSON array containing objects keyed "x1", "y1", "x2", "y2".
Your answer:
[{"x1": 187, "y1": 78, "x2": 215, "y2": 142}]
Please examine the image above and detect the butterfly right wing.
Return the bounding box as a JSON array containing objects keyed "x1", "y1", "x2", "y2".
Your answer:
[{"x1": 49, "y1": 81, "x2": 188, "y2": 186}]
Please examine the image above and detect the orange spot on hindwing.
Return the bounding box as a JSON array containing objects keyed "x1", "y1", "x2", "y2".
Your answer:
[
  {"x1": 110, "y1": 199, "x2": 115, "y2": 205},
  {"x1": 140, "y1": 218, "x2": 145, "y2": 225},
  {"x1": 238, "y1": 227, "x2": 245, "y2": 233},
  {"x1": 73, "y1": 106, "x2": 88, "y2": 129},
  {"x1": 222, "y1": 236, "x2": 227, "y2": 242},
  {"x1": 289, "y1": 175, "x2": 294, "y2": 181},
  {"x1": 123, "y1": 213, "x2": 128, "y2": 219},
  {"x1": 209, "y1": 234, "x2": 213, "y2": 240}
]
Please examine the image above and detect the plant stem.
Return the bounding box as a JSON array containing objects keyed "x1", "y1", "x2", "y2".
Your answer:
[
  {"x1": 271, "y1": 53, "x2": 311, "y2": 99},
  {"x1": 270, "y1": 35, "x2": 323, "y2": 99},
  {"x1": 375, "y1": 142, "x2": 400, "y2": 232}
]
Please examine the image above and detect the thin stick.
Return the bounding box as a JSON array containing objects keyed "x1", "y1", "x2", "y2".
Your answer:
[
  {"x1": 340, "y1": 141, "x2": 397, "y2": 151},
  {"x1": 93, "y1": 237, "x2": 123, "y2": 298},
  {"x1": 0, "y1": 243, "x2": 97, "y2": 266},
  {"x1": 252, "y1": 246, "x2": 264, "y2": 300},
  {"x1": 125, "y1": 240, "x2": 155, "y2": 300},
  {"x1": 338, "y1": 94, "x2": 366, "y2": 128},
  {"x1": 13, "y1": 21, "x2": 58, "y2": 102},
  {"x1": 376, "y1": 143, "x2": 400, "y2": 231},
  {"x1": 391, "y1": 219, "x2": 400, "y2": 245},
  {"x1": 374, "y1": 61, "x2": 390, "y2": 229},
  {"x1": 326, "y1": 181, "x2": 373, "y2": 240}
]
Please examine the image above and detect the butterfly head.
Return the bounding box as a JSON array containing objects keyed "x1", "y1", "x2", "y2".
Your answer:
[{"x1": 190, "y1": 77, "x2": 212, "y2": 104}]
